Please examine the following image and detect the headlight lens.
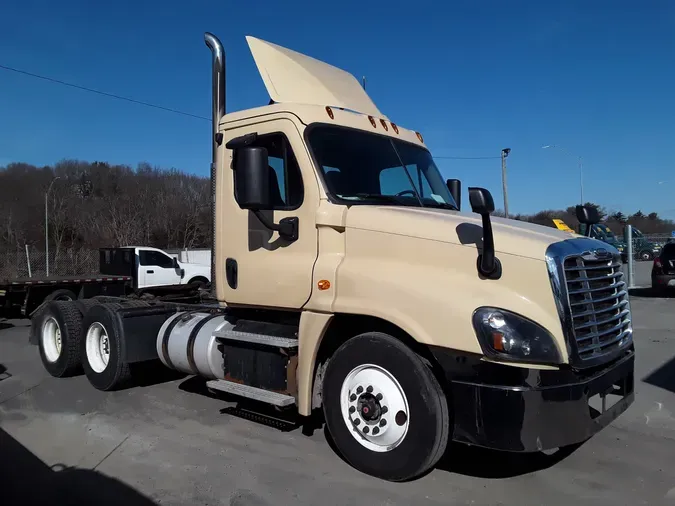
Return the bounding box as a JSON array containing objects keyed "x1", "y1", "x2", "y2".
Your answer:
[{"x1": 472, "y1": 307, "x2": 562, "y2": 364}]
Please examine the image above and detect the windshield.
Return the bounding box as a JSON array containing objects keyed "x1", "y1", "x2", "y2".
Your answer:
[{"x1": 307, "y1": 125, "x2": 457, "y2": 209}]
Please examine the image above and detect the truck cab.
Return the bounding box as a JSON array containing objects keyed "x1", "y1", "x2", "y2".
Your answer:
[
  {"x1": 579, "y1": 223, "x2": 628, "y2": 261},
  {"x1": 101, "y1": 246, "x2": 210, "y2": 290}
]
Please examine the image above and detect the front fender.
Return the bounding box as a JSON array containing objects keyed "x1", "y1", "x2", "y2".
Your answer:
[{"x1": 332, "y1": 229, "x2": 567, "y2": 362}]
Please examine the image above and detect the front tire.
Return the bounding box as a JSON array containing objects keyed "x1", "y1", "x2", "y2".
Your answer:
[
  {"x1": 81, "y1": 303, "x2": 131, "y2": 391},
  {"x1": 639, "y1": 250, "x2": 653, "y2": 261},
  {"x1": 322, "y1": 332, "x2": 449, "y2": 481}
]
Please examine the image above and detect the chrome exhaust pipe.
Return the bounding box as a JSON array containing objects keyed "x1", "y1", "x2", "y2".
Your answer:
[{"x1": 204, "y1": 32, "x2": 225, "y2": 297}]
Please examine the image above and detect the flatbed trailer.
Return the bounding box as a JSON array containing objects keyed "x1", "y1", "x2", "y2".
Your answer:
[{"x1": 1, "y1": 273, "x2": 132, "y2": 317}]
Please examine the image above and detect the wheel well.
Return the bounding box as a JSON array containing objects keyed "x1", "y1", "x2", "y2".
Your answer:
[
  {"x1": 188, "y1": 276, "x2": 209, "y2": 284},
  {"x1": 311, "y1": 313, "x2": 445, "y2": 409}
]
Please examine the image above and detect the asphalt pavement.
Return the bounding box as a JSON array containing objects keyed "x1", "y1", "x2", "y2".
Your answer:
[{"x1": 1, "y1": 261, "x2": 674, "y2": 506}]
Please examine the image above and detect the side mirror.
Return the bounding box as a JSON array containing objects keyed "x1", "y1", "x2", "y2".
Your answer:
[
  {"x1": 468, "y1": 187, "x2": 501, "y2": 280},
  {"x1": 575, "y1": 205, "x2": 600, "y2": 237},
  {"x1": 446, "y1": 179, "x2": 461, "y2": 210},
  {"x1": 234, "y1": 146, "x2": 272, "y2": 210},
  {"x1": 172, "y1": 257, "x2": 179, "y2": 269},
  {"x1": 469, "y1": 187, "x2": 495, "y2": 215},
  {"x1": 231, "y1": 144, "x2": 299, "y2": 242}
]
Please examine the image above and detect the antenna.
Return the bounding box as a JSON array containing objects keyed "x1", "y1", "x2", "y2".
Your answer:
[{"x1": 361, "y1": 76, "x2": 366, "y2": 90}]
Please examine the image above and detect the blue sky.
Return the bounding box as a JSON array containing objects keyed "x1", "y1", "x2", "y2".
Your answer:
[{"x1": 1, "y1": 0, "x2": 673, "y2": 217}]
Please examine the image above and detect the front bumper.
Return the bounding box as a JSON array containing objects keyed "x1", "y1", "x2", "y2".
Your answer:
[{"x1": 431, "y1": 347, "x2": 635, "y2": 452}]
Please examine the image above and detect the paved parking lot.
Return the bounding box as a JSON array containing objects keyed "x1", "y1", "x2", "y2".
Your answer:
[{"x1": 1, "y1": 261, "x2": 674, "y2": 505}]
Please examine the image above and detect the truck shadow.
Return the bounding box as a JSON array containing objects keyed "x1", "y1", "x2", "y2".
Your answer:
[
  {"x1": 0, "y1": 363, "x2": 10, "y2": 382},
  {"x1": 628, "y1": 287, "x2": 674, "y2": 298},
  {"x1": 642, "y1": 355, "x2": 675, "y2": 394},
  {"x1": 0, "y1": 427, "x2": 158, "y2": 506},
  {"x1": 180, "y1": 376, "x2": 581, "y2": 479}
]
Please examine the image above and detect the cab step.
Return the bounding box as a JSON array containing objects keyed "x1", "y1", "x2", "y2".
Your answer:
[
  {"x1": 206, "y1": 380, "x2": 296, "y2": 407},
  {"x1": 213, "y1": 319, "x2": 298, "y2": 349}
]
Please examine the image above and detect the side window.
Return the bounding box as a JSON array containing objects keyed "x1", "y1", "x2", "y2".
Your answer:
[
  {"x1": 139, "y1": 250, "x2": 174, "y2": 268},
  {"x1": 235, "y1": 133, "x2": 303, "y2": 210}
]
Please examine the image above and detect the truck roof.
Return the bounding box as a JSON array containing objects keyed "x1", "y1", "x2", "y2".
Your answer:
[{"x1": 218, "y1": 36, "x2": 426, "y2": 150}]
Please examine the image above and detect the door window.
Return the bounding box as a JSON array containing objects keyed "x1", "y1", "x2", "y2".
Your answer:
[
  {"x1": 139, "y1": 250, "x2": 175, "y2": 268},
  {"x1": 235, "y1": 133, "x2": 303, "y2": 210}
]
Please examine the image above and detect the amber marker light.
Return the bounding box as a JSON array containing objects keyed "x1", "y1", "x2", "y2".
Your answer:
[
  {"x1": 368, "y1": 115, "x2": 377, "y2": 128},
  {"x1": 391, "y1": 123, "x2": 399, "y2": 134},
  {"x1": 380, "y1": 119, "x2": 388, "y2": 131},
  {"x1": 318, "y1": 280, "x2": 331, "y2": 290},
  {"x1": 416, "y1": 131, "x2": 424, "y2": 143},
  {"x1": 326, "y1": 106, "x2": 334, "y2": 119}
]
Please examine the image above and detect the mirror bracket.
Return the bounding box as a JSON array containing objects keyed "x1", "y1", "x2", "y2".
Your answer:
[{"x1": 253, "y1": 211, "x2": 299, "y2": 242}]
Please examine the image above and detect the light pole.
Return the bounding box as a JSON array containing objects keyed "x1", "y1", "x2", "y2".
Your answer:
[
  {"x1": 45, "y1": 176, "x2": 61, "y2": 277},
  {"x1": 542, "y1": 145, "x2": 584, "y2": 204},
  {"x1": 501, "y1": 148, "x2": 511, "y2": 218}
]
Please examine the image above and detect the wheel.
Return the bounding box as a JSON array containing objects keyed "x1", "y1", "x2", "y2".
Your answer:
[
  {"x1": 188, "y1": 277, "x2": 208, "y2": 289},
  {"x1": 80, "y1": 303, "x2": 131, "y2": 391},
  {"x1": 44, "y1": 289, "x2": 77, "y2": 302},
  {"x1": 37, "y1": 301, "x2": 84, "y2": 377},
  {"x1": 639, "y1": 250, "x2": 653, "y2": 261},
  {"x1": 322, "y1": 332, "x2": 449, "y2": 481}
]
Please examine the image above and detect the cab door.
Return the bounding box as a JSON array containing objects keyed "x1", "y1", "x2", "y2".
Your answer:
[{"x1": 218, "y1": 118, "x2": 319, "y2": 309}]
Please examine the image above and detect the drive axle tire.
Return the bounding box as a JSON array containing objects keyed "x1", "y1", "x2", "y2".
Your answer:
[
  {"x1": 38, "y1": 301, "x2": 84, "y2": 377},
  {"x1": 81, "y1": 303, "x2": 131, "y2": 391},
  {"x1": 44, "y1": 289, "x2": 77, "y2": 303},
  {"x1": 322, "y1": 332, "x2": 449, "y2": 482}
]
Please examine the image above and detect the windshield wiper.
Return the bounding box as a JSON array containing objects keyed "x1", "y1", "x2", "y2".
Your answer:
[
  {"x1": 343, "y1": 193, "x2": 406, "y2": 203},
  {"x1": 425, "y1": 201, "x2": 458, "y2": 211}
]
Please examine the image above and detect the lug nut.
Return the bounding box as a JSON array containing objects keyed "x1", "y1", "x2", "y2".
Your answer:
[
  {"x1": 350, "y1": 394, "x2": 356, "y2": 401},
  {"x1": 356, "y1": 386, "x2": 363, "y2": 394},
  {"x1": 363, "y1": 426, "x2": 369, "y2": 434},
  {"x1": 354, "y1": 418, "x2": 361, "y2": 426},
  {"x1": 366, "y1": 385, "x2": 373, "y2": 393},
  {"x1": 381, "y1": 406, "x2": 388, "y2": 414},
  {"x1": 375, "y1": 393, "x2": 383, "y2": 401},
  {"x1": 349, "y1": 406, "x2": 355, "y2": 413},
  {"x1": 372, "y1": 427, "x2": 380, "y2": 435},
  {"x1": 379, "y1": 419, "x2": 387, "y2": 427}
]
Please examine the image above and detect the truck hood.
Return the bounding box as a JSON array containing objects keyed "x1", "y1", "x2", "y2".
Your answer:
[{"x1": 344, "y1": 206, "x2": 576, "y2": 261}]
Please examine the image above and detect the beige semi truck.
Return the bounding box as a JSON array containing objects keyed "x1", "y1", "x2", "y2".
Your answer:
[{"x1": 30, "y1": 32, "x2": 635, "y2": 482}]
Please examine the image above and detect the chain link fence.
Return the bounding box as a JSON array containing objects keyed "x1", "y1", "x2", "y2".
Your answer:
[{"x1": 1, "y1": 247, "x2": 98, "y2": 280}]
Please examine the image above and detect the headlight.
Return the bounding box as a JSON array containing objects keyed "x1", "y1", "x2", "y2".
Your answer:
[{"x1": 472, "y1": 307, "x2": 562, "y2": 364}]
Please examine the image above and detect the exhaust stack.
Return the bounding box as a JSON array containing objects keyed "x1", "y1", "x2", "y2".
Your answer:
[{"x1": 204, "y1": 32, "x2": 225, "y2": 297}]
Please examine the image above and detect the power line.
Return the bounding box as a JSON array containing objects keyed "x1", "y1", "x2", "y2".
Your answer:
[
  {"x1": 434, "y1": 155, "x2": 501, "y2": 160},
  {"x1": 0, "y1": 63, "x2": 210, "y2": 121}
]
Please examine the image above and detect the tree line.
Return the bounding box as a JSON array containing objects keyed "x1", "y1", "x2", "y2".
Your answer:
[
  {"x1": 0, "y1": 160, "x2": 211, "y2": 257},
  {"x1": 1, "y1": 160, "x2": 672, "y2": 257}
]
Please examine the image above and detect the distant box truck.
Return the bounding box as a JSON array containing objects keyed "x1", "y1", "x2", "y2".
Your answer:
[{"x1": 30, "y1": 33, "x2": 635, "y2": 482}]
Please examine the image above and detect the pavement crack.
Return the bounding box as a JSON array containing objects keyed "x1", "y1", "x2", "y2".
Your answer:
[
  {"x1": 92, "y1": 434, "x2": 130, "y2": 471},
  {"x1": 0, "y1": 379, "x2": 46, "y2": 406}
]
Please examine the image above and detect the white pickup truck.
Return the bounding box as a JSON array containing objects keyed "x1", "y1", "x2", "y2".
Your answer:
[{"x1": 126, "y1": 246, "x2": 211, "y2": 289}]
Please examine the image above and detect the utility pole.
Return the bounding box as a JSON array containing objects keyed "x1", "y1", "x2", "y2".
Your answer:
[
  {"x1": 45, "y1": 176, "x2": 60, "y2": 277},
  {"x1": 501, "y1": 148, "x2": 511, "y2": 219},
  {"x1": 578, "y1": 156, "x2": 584, "y2": 204}
]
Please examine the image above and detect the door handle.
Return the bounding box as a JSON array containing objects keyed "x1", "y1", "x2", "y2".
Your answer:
[{"x1": 147, "y1": 270, "x2": 154, "y2": 274}]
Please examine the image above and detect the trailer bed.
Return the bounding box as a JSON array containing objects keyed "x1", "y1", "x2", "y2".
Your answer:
[{"x1": 1, "y1": 274, "x2": 132, "y2": 287}]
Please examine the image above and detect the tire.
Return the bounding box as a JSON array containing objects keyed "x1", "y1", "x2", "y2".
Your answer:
[
  {"x1": 322, "y1": 332, "x2": 449, "y2": 482},
  {"x1": 44, "y1": 289, "x2": 77, "y2": 303},
  {"x1": 80, "y1": 303, "x2": 131, "y2": 391},
  {"x1": 187, "y1": 277, "x2": 208, "y2": 289},
  {"x1": 639, "y1": 250, "x2": 653, "y2": 261},
  {"x1": 37, "y1": 301, "x2": 84, "y2": 377}
]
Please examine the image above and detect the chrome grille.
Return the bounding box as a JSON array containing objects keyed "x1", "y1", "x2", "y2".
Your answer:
[{"x1": 563, "y1": 254, "x2": 632, "y2": 361}]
